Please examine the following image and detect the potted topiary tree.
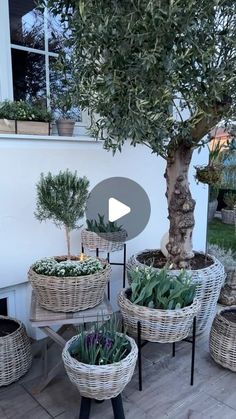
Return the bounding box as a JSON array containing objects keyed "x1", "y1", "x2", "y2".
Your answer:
[
  {"x1": 46, "y1": 1, "x2": 236, "y2": 331},
  {"x1": 28, "y1": 170, "x2": 111, "y2": 312},
  {"x1": 221, "y1": 192, "x2": 236, "y2": 225}
]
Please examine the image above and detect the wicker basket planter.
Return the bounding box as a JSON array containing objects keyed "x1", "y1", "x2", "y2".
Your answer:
[
  {"x1": 209, "y1": 307, "x2": 236, "y2": 372},
  {"x1": 195, "y1": 164, "x2": 223, "y2": 185},
  {"x1": 127, "y1": 250, "x2": 225, "y2": 335},
  {"x1": 81, "y1": 229, "x2": 127, "y2": 252},
  {"x1": 118, "y1": 289, "x2": 200, "y2": 343},
  {"x1": 0, "y1": 316, "x2": 32, "y2": 386},
  {"x1": 28, "y1": 259, "x2": 111, "y2": 312},
  {"x1": 221, "y1": 208, "x2": 235, "y2": 225},
  {"x1": 208, "y1": 200, "x2": 218, "y2": 222},
  {"x1": 62, "y1": 333, "x2": 138, "y2": 400}
]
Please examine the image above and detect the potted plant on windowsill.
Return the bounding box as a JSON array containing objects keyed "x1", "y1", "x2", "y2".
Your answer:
[
  {"x1": 28, "y1": 170, "x2": 111, "y2": 312},
  {"x1": 118, "y1": 266, "x2": 200, "y2": 342},
  {"x1": 0, "y1": 100, "x2": 52, "y2": 135},
  {"x1": 221, "y1": 192, "x2": 236, "y2": 225},
  {"x1": 62, "y1": 317, "x2": 138, "y2": 400},
  {"x1": 81, "y1": 214, "x2": 127, "y2": 252}
]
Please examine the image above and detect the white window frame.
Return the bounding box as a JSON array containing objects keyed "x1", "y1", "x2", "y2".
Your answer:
[{"x1": 0, "y1": 0, "x2": 90, "y2": 134}]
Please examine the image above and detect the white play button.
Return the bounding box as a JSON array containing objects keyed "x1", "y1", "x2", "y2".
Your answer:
[{"x1": 108, "y1": 197, "x2": 131, "y2": 222}]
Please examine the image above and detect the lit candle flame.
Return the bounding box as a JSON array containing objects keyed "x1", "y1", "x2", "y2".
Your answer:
[{"x1": 79, "y1": 252, "x2": 86, "y2": 262}]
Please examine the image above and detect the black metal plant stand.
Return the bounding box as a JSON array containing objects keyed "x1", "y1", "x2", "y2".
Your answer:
[
  {"x1": 79, "y1": 394, "x2": 125, "y2": 419},
  {"x1": 137, "y1": 316, "x2": 197, "y2": 391},
  {"x1": 81, "y1": 243, "x2": 127, "y2": 299}
]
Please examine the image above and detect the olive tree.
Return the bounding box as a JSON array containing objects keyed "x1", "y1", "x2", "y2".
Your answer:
[{"x1": 48, "y1": 0, "x2": 236, "y2": 267}]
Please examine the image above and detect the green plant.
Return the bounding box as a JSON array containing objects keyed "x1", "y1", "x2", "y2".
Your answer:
[
  {"x1": 46, "y1": 1, "x2": 236, "y2": 268},
  {"x1": 69, "y1": 316, "x2": 130, "y2": 365},
  {"x1": 0, "y1": 100, "x2": 52, "y2": 122},
  {"x1": 87, "y1": 214, "x2": 123, "y2": 233},
  {"x1": 129, "y1": 266, "x2": 196, "y2": 310},
  {"x1": 32, "y1": 256, "x2": 103, "y2": 277},
  {"x1": 34, "y1": 170, "x2": 89, "y2": 258},
  {"x1": 208, "y1": 244, "x2": 236, "y2": 269},
  {"x1": 223, "y1": 192, "x2": 236, "y2": 210}
]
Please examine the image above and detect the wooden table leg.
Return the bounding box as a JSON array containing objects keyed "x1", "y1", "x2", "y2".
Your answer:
[{"x1": 32, "y1": 360, "x2": 64, "y2": 394}]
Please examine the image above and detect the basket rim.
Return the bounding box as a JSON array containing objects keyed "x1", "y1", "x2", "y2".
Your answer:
[
  {"x1": 216, "y1": 306, "x2": 236, "y2": 326},
  {"x1": 82, "y1": 229, "x2": 127, "y2": 235},
  {"x1": 63, "y1": 332, "x2": 137, "y2": 371},
  {"x1": 128, "y1": 249, "x2": 222, "y2": 274},
  {"x1": 118, "y1": 288, "x2": 201, "y2": 316},
  {"x1": 28, "y1": 258, "x2": 111, "y2": 281},
  {"x1": 0, "y1": 315, "x2": 23, "y2": 340}
]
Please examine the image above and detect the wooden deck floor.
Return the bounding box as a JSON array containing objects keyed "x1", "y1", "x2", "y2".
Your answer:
[{"x1": 0, "y1": 328, "x2": 235, "y2": 419}]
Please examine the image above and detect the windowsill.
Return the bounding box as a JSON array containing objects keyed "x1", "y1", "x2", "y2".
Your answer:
[{"x1": 0, "y1": 133, "x2": 101, "y2": 143}]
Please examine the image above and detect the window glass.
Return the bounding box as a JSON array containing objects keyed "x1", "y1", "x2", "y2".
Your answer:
[
  {"x1": 11, "y1": 49, "x2": 46, "y2": 102},
  {"x1": 9, "y1": 0, "x2": 44, "y2": 50}
]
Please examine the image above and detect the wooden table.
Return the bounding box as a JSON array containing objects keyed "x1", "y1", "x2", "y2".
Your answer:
[{"x1": 30, "y1": 293, "x2": 113, "y2": 393}]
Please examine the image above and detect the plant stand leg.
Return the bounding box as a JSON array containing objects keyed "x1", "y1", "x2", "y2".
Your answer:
[
  {"x1": 123, "y1": 244, "x2": 126, "y2": 288},
  {"x1": 107, "y1": 253, "x2": 110, "y2": 300},
  {"x1": 96, "y1": 247, "x2": 99, "y2": 257},
  {"x1": 111, "y1": 394, "x2": 125, "y2": 419},
  {"x1": 81, "y1": 245, "x2": 84, "y2": 253},
  {"x1": 79, "y1": 397, "x2": 91, "y2": 419},
  {"x1": 172, "y1": 342, "x2": 176, "y2": 357},
  {"x1": 190, "y1": 316, "x2": 196, "y2": 386},
  {"x1": 137, "y1": 321, "x2": 142, "y2": 391}
]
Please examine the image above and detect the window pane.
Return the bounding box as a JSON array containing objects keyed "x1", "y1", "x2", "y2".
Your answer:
[
  {"x1": 12, "y1": 49, "x2": 46, "y2": 102},
  {"x1": 47, "y1": 12, "x2": 64, "y2": 53},
  {"x1": 9, "y1": 0, "x2": 44, "y2": 50}
]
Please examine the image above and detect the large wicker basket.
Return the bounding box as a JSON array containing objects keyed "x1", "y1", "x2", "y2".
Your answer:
[
  {"x1": 0, "y1": 316, "x2": 32, "y2": 386},
  {"x1": 118, "y1": 289, "x2": 200, "y2": 343},
  {"x1": 62, "y1": 333, "x2": 138, "y2": 400},
  {"x1": 28, "y1": 261, "x2": 111, "y2": 312},
  {"x1": 209, "y1": 307, "x2": 236, "y2": 372},
  {"x1": 127, "y1": 250, "x2": 225, "y2": 335},
  {"x1": 219, "y1": 267, "x2": 236, "y2": 306},
  {"x1": 81, "y1": 229, "x2": 127, "y2": 252}
]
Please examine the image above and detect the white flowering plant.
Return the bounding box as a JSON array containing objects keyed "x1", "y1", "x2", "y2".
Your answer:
[{"x1": 32, "y1": 256, "x2": 103, "y2": 277}]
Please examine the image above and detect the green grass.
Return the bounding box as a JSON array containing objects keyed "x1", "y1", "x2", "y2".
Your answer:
[{"x1": 208, "y1": 218, "x2": 236, "y2": 252}]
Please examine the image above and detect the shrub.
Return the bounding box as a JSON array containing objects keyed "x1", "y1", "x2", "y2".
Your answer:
[
  {"x1": 32, "y1": 256, "x2": 103, "y2": 277},
  {"x1": 208, "y1": 244, "x2": 236, "y2": 269},
  {"x1": 128, "y1": 266, "x2": 196, "y2": 310},
  {"x1": 0, "y1": 100, "x2": 53, "y2": 122}
]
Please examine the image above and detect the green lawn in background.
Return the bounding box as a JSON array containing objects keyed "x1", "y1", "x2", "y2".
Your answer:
[{"x1": 208, "y1": 218, "x2": 236, "y2": 252}]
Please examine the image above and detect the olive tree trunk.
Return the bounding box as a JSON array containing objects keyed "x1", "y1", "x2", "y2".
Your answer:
[
  {"x1": 65, "y1": 226, "x2": 71, "y2": 259},
  {"x1": 165, "y1": 145, "x2": 196, "y2": 268}
]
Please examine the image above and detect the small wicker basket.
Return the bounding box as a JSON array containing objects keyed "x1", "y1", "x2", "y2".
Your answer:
[
  {"x1": 0, "y1": 316, "x2": 32, "y2": 386},
  {"x1": 81, "y1": 229, "x2": 127, "y2": 252},
  {"x1": 209, "y1": 307, "x2": 236, "y2": 372},
  {"x1": 118, "y1": 289, "x2": 201, "y2": 343},
  {"x1": 28, "y1": 260, "x2": 111, "y2": 312},
  {"x1": 62, "y1": 333, "x2": 138, "y2": 400}
]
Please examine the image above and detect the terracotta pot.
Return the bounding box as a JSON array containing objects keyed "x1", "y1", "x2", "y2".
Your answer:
[{"x1": 56, "y1": 119, "x2": 75, "y2": 137}]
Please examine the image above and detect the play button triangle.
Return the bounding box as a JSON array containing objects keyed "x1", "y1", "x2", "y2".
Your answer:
[{"x1": 108, "y1": 197, "x2": 131, "y2": 222}]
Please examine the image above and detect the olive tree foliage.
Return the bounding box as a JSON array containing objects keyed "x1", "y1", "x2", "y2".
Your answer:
[
  {"x1": 35, "y1": 170, "x2": 89, "y2": 258},
  {"x1": 46, "y1": 0, "x2": 236, "y2": 267}
]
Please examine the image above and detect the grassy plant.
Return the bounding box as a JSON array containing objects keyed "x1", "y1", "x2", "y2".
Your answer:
[
  {"x1": 223, "y1": 192, "x2": 236, "y2": 210},
  {"x1": 32, "y1": 256, "x2": 103, "y2": 277},
  {"x1": 69, "y1": 317, "x2": 130, "y2": 365},
  {"x1": 87, "y1": 214, "x2": 123, "y2": 233},
  {"x1": 129, "y1": 266, "x2": 196, "y2": 310}
]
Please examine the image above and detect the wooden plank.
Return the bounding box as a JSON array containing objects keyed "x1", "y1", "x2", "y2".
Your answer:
[
  {"x1": 30, "y1": 292, "x2": 113, "y2": 327},
  {"x1": 16, "y1": 121, "x2": 50, "y2": 135},
  {"x1": 40, "y1": 327, "x2": 66, "y2": 348},
  {"x1": 0, "y1": 118, "x2": 15, "y2": 134}
]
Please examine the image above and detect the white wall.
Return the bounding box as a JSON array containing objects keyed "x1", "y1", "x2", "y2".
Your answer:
[{"x1": 0, "y1": 136, "x2": 209, "y2": 335}]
